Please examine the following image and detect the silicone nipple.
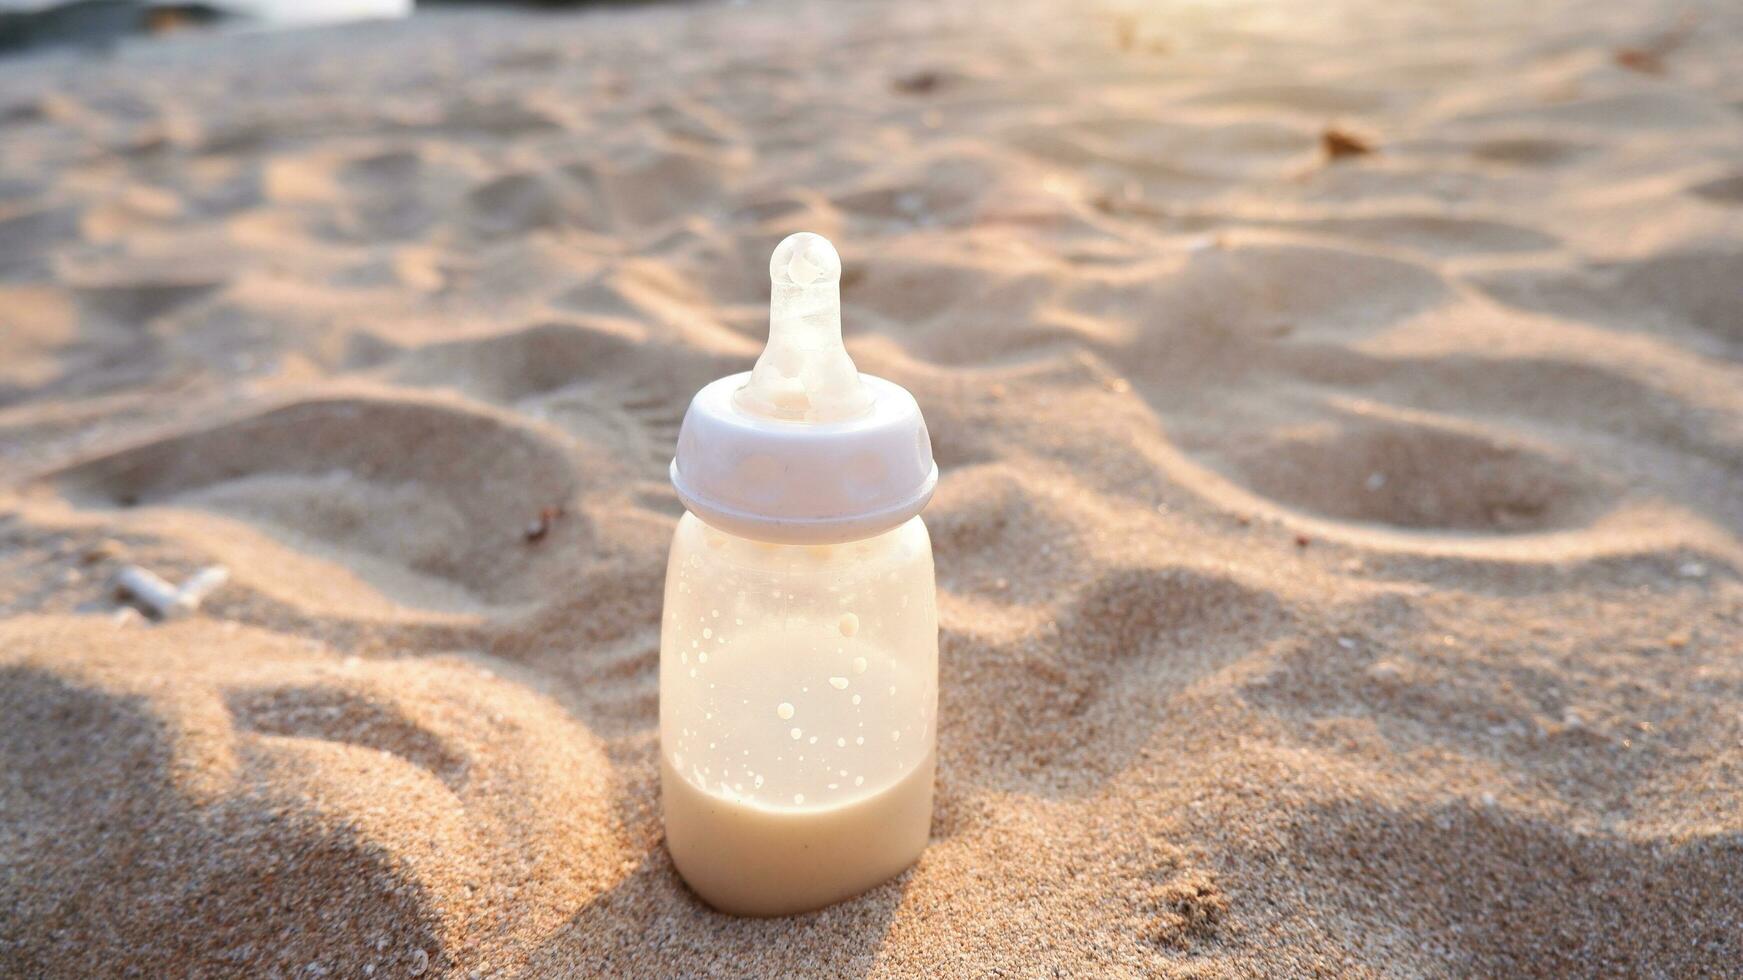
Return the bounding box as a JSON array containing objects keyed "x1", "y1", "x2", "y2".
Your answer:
[{"x1": 735, "y1": 232, "x2": 872, "y2": 423}]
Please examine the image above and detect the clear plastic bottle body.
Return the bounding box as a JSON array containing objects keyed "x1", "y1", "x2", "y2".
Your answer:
[{"x1": 659, "y1": 511, "x2": 938, "y2": 916}]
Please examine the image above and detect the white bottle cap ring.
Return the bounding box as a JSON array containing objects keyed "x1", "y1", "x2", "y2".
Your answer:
[{"x1": 671, "y1": 372, "x2": 937, "y2": 544}]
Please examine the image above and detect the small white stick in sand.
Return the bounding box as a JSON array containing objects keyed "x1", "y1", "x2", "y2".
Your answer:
[
  {"x1": 114, "y1": 564, "x2": 230, "y2": 620},
  {"x1": 178, "y1": 565, "x2": 230, "y2": 605}
]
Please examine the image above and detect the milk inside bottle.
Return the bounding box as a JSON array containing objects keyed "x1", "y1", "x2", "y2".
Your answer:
[{"x1": 661, "y1": 232, "x2": 940, "y2": 917}]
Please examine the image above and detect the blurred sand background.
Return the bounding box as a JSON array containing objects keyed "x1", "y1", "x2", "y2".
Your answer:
[{"x1": 2, "y1": 0, "x2": 1741, "y2": 975}]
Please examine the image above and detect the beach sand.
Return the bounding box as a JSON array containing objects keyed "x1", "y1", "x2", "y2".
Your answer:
[{"x1": 2, "y1": 0, "x2": 1741, "y2": 975}]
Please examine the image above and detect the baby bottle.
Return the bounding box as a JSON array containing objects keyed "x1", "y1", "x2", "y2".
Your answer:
[{"x1": 660, "y1": 232, "x2": 940, "y2": 917}]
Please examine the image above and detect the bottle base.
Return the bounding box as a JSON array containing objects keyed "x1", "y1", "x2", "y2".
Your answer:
[{"x1": 661, "y1": 751, "x2": 935, "y2": 917}]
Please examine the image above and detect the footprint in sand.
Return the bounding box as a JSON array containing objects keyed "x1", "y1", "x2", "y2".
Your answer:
[
  {"x1": 389, "y1": 320, "x2": 738, "y2": 474},
  {"x1": 568, "y1": 146, "x2": 741, "y2": 229},
  {"x1": 1472, "y1": 248, "x2": 1743, "y2": 357},
  {"x1": 1085, "y1": 241, "x2": 1453, "y2": 348},
  {"x1": 1212, "y1": 408, "x2": 1607, "y2": 534},
  {"x1": 50, "y1": 394, "x2": 583, "y2": 609},
  {"x1": 462, "y1": 172, "x2": 566, "y2": 239}
]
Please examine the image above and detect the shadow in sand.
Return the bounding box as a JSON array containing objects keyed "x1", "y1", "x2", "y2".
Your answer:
[
  {"x1": 513, "y1": 837, "x2": 911, "y2": 978},
  {"x1": 1239, "y1": 590, "x2": 1741, "y2": 821},
  {"x1": 938, "y1": 563, "x2": 1295, "y2": 800},
  {"x1": 1470, "y1": 248, "x2": 1743, "y2": 361},
  {"x1": 1242, "y1": 797, "x2": 1742, "y2": 975},
  {"x1": 0, "y1": 665, "x2": 452, "y2": 977}
]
